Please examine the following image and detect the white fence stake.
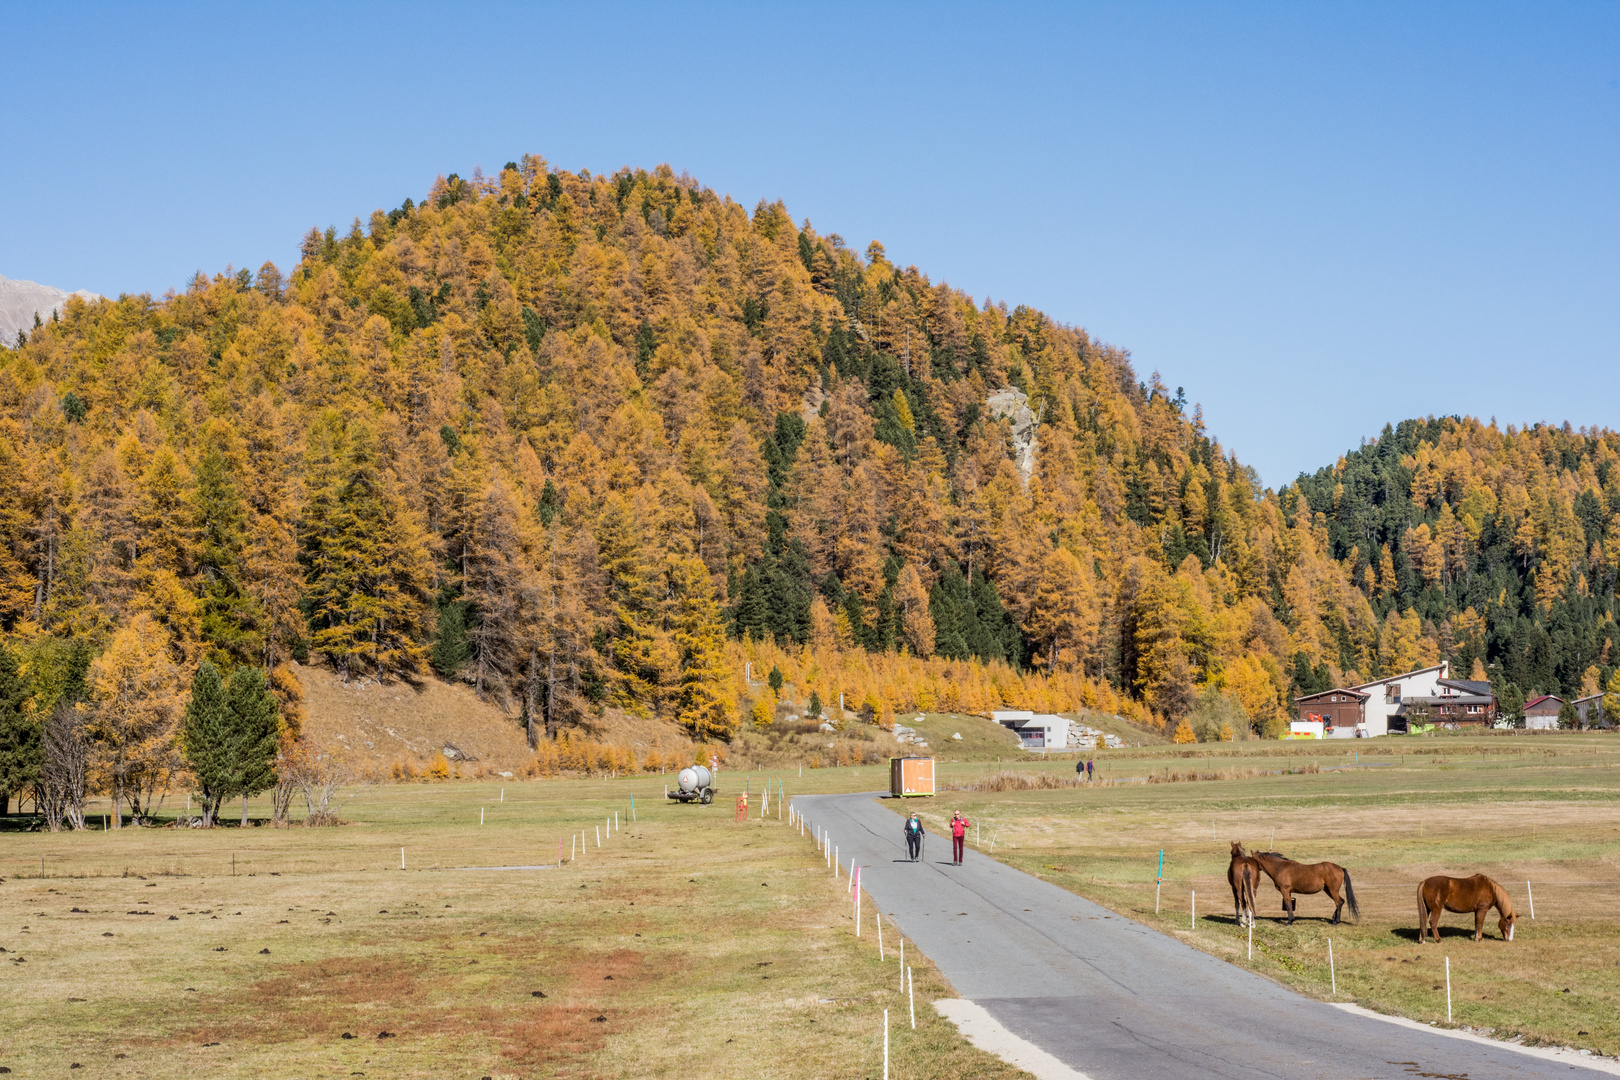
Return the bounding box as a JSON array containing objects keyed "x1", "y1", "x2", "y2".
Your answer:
[
  {"x1": 908, "y1": 966, "x2": 916, "y2": 1029},
  {"x1": 480, "y1": 807, "x2": 484, "y2": 825},
  {"x1": 1247, "y1": 919, "x2": 1252, "y2": 959},
  {"x1": 596, "y1": 825, "x2": 601, "y2": 847},
  {"x1": 1527, "y1": 881, "x2": 1535, "y2": 919},
  {"x1": 1156, "y1": 880, "x2": 1162, "y2": 913},
  {"x1": 900, "y1": 938, "x2": 905, "y2": 991},
  {"x1": 877, "y1": 910, "x2": 884, "y2": 960},
  {"x1": 883, "y1": 1008, "x2": 890, "y2": 1080},
  {"x1": 1328, "y1": 938, "x2": 1336, "y2": 994},
  {"x1": 834, "y1": 845, "x2": 839, "y2": 876},
  {"x1": 1191, "y1": 890, "x2": 1196, "y2": 928},
  {"x1": 1445, "y1": 955, "x2": 1452, "y2": 1022},
  {"x1": 572, "y1": 834, "x2": 576, "y2": 860},
  {"x1": 400, "y1": 846, "x2": 405, "y2": 869}
]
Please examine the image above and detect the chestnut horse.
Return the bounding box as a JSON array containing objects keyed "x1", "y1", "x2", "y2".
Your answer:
[
  {"x1": 1418, "y1": 874, "x2": 1516, "y2": 943},
  {"x1": 1251, "y1": 851, "x2": 1360, "y2": 925},
  {"x1": 1227, "y1": 842, "x2": 1261, "y2": 927}
]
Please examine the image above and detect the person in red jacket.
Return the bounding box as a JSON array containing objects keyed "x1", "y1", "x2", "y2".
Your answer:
[{"x1": 950, "y1": 811, "x2": 970, "y2": 864}]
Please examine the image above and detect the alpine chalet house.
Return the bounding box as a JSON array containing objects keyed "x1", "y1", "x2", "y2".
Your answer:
[
  {"x1": 1292, "y1": 688, "x2": 1369, "y2": 737},
  {"x1": 1294, "y1": 663, "x2": 1494, "y2": 736}
]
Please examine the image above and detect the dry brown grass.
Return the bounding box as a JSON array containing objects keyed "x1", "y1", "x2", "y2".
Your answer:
[{"x1": 0, "y1": 776, "x2": 1024, "y2": 1079}]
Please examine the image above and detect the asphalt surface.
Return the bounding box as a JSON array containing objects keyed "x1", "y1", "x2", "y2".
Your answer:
[{"x1": 797, "y1": 791, "x2": 1612, "y2": 1080}]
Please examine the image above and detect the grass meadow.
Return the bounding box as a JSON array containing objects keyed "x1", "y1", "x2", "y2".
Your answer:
[
  {"x1": 5, "y1": 732, "x2": 1618, "y2": 1076},
  {"x1": 905, "y1": 731, "x2": 1620, "y2": 1058},
  {"x1": 0, "y1": 767, "x2": 1018, "y2": 1080}
]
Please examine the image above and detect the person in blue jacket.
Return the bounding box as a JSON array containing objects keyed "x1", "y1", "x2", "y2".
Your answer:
[{"x1": 904, "y1": 812, "x2": 924, "y2": 861}]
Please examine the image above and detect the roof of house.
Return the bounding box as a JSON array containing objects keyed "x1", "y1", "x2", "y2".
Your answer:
[
  {"x1": 1348, "y1": 663, "x2": 1448, "y2": 691},
  {"x1": 1523, "y1": 695, "x2": 1566, "y2": 711},
  {"x1": 1437, "y1": 679, "x2": 1493, "y2": 695},
  {"x1": 1296, "y1": 688, "x2": 1369, "y2": 703},
  {"x1": 1574, "y1": 693, "x2": 1604, "y2": 705},
  {"x1": 1396, "y1": 695, "x2": 1493, "y2": 713}
]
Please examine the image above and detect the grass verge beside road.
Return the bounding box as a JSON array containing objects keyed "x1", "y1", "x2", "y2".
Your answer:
[{"x1": 894, "y1": 733, "x2": 1620, "y2": 1059}]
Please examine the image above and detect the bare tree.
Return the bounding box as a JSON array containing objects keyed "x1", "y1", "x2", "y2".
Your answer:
[
  {"x1": 279, "y1": 742, "x2": 368, "y2": 825},
  {"x1": 41, "y1": 705, "x2": 88, "y2": 832}
]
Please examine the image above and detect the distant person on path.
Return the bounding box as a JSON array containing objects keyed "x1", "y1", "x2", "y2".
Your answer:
[
  {"x1": 1086, "y1": 759, "x2": 1094, "y2": 781},
  {"x1": 950, "y1": 811, "x2": 970, "y2": 864},
  {"x1": 904, "y1": 813, "x2": 924, "y2": 861},
  {"x1": 1076, "y1": 759, "x2": 1086, "y2": 780}
]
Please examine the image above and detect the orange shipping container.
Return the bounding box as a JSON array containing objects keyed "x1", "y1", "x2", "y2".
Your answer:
[{"x1": 889, "y1": 757, "x2": 935, "y2": 797}]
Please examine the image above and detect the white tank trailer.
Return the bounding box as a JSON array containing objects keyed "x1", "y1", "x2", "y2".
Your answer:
[{"x1": 667, "y1": 765, "x2": 715, "y2": 804}]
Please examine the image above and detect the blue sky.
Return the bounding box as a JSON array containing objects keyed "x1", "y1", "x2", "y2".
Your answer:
[{"x1": 3, "y1": 3, "x2": 1616, "y2": 486}]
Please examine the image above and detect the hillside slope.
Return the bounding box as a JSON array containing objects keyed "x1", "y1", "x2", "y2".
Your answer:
[{"x1": 0, "y1": 156, "x2": 1613, "y2": 750}]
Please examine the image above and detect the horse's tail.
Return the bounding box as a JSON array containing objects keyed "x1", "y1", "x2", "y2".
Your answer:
[{"x1": 1342, "y1": 867, "x2": 1360, "y2": 920}]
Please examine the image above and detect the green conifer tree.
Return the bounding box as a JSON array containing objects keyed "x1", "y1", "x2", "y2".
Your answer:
[
  {"x1": 0, "y1": 645, "x2": 37, "y2": 816},
  {"x1": 431, "y1": 599, "x2": 472, "y2": 676},
  {"x1": 225, "y1": 666, "x2": 282, "y2": 826},
  {"x1": 180, "y1": 661, "x2": 232, "y2": 826}
]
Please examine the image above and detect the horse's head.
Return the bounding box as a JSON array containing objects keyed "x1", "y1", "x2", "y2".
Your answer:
[
  {"x1": 1230, "y1": 840, "x2": 1246, "y2": 857},
  {"x1": 1493, "y1": 881, "x2": 1517, "y2": 940}
]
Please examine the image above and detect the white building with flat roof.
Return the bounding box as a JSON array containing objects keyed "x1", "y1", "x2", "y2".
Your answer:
[
  {"x1": 990, "y1": 710, "x2": 1071, "y2": 750},
  {"x1": 1344, "y1": 662, "x2": 1449, "y2": 737}
]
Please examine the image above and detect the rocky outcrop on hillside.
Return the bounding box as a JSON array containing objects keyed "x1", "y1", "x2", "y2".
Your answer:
[
  {"x1": 0, "y1": 273, "x2": 99, "y2": 345},
  {"x1": 986, "y1": 385, "x2": 1039, "y2": 484}
]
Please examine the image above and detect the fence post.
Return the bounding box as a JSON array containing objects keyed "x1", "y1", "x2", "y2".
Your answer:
[{"x1": 1445, "y1": 956, "x2": 1452, "y2": 1022}]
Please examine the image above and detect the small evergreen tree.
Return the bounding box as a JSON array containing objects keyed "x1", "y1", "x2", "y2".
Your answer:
[
  {"x1": 807, "y1": 690, "x2": 822, "y2": 718},
  {"x1": 1557, "y1": 698, "x2": 1579, "y2": 730},
  {"x1": 432, "y1": 601, "x2": 472, "y2": 677},
  {"x1": 767, "y1": 665, "x2": 783, "y2": 694},
  {"x1": 225, "y1": 666, "x2": 282, "y2": 825},
  {"x1": 0, "y1": 645, "x2": 37, "y2": 816},
  {"x1": 180, "y1": 662, "x2": 232, "y2": 826}
]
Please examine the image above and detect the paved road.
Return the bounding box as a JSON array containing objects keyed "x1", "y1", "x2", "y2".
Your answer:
[{"x1": 797, "y1": 792, "x2": 1611, "y2": 1080}]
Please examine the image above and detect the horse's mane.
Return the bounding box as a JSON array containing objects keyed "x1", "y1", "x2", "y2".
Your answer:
[
  {"x1": 1255, "y1": 851, "x2": 1288, "y2": 860},
  {"x1": 1491, "y1": 879, "x2": 1515, "y2": 917}
]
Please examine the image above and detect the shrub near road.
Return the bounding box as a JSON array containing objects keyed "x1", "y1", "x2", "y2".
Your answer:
[
  {"x1": 913, "y1": 733, "x2": 1620, "y2": 1060},
  {"x1": 0, "y1": 775, "x2": 1019, "y2": 1079}
]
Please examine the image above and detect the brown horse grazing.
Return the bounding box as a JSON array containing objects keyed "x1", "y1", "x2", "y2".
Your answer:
[
  {"x1": 1251, "y1": 851, "x2": 1360, "y2": 925},
  {"x1": 1418, "y1": 875, "x2": 1516, "y2": 943},
  {"x1": 1227, "y1": 842, "x2": 1261, "y2": 927}
]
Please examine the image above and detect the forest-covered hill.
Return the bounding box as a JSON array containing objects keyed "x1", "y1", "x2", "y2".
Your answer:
[
  {"x1": 1287, "y1": 416, "x2": 1620, "y2": 711},
  {"x1": 0, "y1": 156, "x2": 1614, "y2": 758}
]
